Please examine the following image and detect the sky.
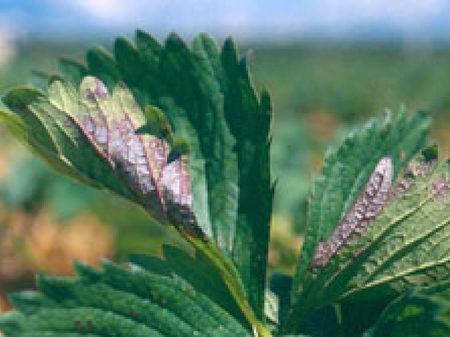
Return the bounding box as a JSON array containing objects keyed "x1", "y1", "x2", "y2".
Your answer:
[{"x1": 0, "y1": 0, "x2": 450, "y2": 43}]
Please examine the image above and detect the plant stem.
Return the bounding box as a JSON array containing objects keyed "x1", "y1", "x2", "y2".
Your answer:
[{"x1": 179, "y1": 227, "x2": 273, "y2": 336}]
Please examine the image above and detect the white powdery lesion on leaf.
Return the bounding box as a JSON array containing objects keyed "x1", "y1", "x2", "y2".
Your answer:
[
  {"x1": 161, "y1": 159, "x2": 193, "y2": 207},
  {"x1": 310, "y1": 157, "x2": 393, "y2": 269}
]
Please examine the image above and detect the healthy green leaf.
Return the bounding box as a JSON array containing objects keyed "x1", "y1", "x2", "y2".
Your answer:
[
  {"x1": 363, "y1": 290, "x2": 450, "y2": 337},
  {"x1": 59, "y1": 58, "x2": 87, "y2": 89},
  {"x1": 287, "y1": 110, "x2": 431, "y2": 332},
  {"x1": 0, "y1": 256, "x2": 251, "y2": 337},
  {"x1": 339, "y1": 298, "x2": 393, "y2": 337},
  {"x1": 130, "y1": 243, "x2": 271, "y2": 335},
  {"x1": 130, "y1": 245, "x2": 245, "y2": 323},
  {"x1": 293, "y1": 305, "x2": 340, "y2": 337}
]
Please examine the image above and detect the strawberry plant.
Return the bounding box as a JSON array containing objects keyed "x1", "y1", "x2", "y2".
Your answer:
[{"x1": 1, "y1": 30, "x2": 450, "y2": 336}]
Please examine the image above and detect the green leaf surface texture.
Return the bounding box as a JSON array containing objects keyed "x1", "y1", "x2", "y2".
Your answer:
[
  {"x1": 363, "y1": 290, "x2": 450, "y2": 337},
  {"x1": 0, "y1": 253, "x2": 251, "y2": 337}
]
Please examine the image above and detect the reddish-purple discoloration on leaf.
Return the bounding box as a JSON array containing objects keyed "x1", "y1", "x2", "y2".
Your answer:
[
  {"x1": 310, "y1": 157, "x2": 393, "y2": 268},
  {"x1": 73, "y1": 77, "x2": 199, "y2": 234},
  {"x1": 390, "y1": 157, "x2": 436, "y2": 200},
  {"x1": 432, "y1": 177, "x2": 450, "y2": 201}
]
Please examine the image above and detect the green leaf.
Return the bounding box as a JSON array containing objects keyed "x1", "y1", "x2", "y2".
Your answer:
[
  {"x1": 286, "y1": 110, "x2": 430, "y2": 332},
  {"x1": 363, "y1": 291, "x2": 450, "y2": 337},
  {"x1": 0, "y1": 258, "x2": 251, "y2": 337},
  {"x1": 131, "y1": 245, "x2": 249, "y2": 324},
  {"x1": 181, "y1": 234, "x2": 271, "y2": 336},
  {"x1": 0, "y1": 92, "x2": 100, "y2": 187},
  {"x1": 59, "y1": 58, "x2": 87, "y2": 88},
  {"x1": 294, "y1": 305, "x2": 340, "y2": 337},
  {"x1": 86, "y1": 46, "x2": 121, "y2": 89},
  {"x1": 339, "y1": 298, "x2": 393, "y2": 337}
]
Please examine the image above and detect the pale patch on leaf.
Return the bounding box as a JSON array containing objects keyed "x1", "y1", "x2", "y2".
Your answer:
[
  {"x1": 390, "y1": 152, "x2": 436, "y2": 200},
  {"x1": 431, "y1": 177, "x2": 450, "y2": 201},
  {"x1": 78, "y1": 77, "x2": 197, "y2": 231},
  {"x1": 310, "y1": 157, "x2": 393, "y2": 269}
]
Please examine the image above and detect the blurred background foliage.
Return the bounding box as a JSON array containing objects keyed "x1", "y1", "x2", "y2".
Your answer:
[{"x1": 2, "y1": 0, "x2": 450, "y2": 313}]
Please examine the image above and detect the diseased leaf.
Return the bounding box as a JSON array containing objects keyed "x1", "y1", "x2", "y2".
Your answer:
[
  {"x1": 309, "y1": 157, "x2": 393, "y2": 269},
  {"x1": 4, "y1": 28, "x2": 450, "y2": 337},
  {"x1": 2, "y1": 31, "x2": 273, "y2": 320},
  {"x1": 287, "y1": 144, "x2": 450, "y2": 334},
  {"x1": 287, "y1": 111, "x2": 430, "y2": 332},
  {"x1": 2, "y1": 77, "x2": 198, "y2": 235}
]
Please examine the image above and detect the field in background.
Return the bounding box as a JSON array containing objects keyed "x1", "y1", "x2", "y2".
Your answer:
[{"x1": 2, "y1": 39, "x2": 450, "y2": 305}]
